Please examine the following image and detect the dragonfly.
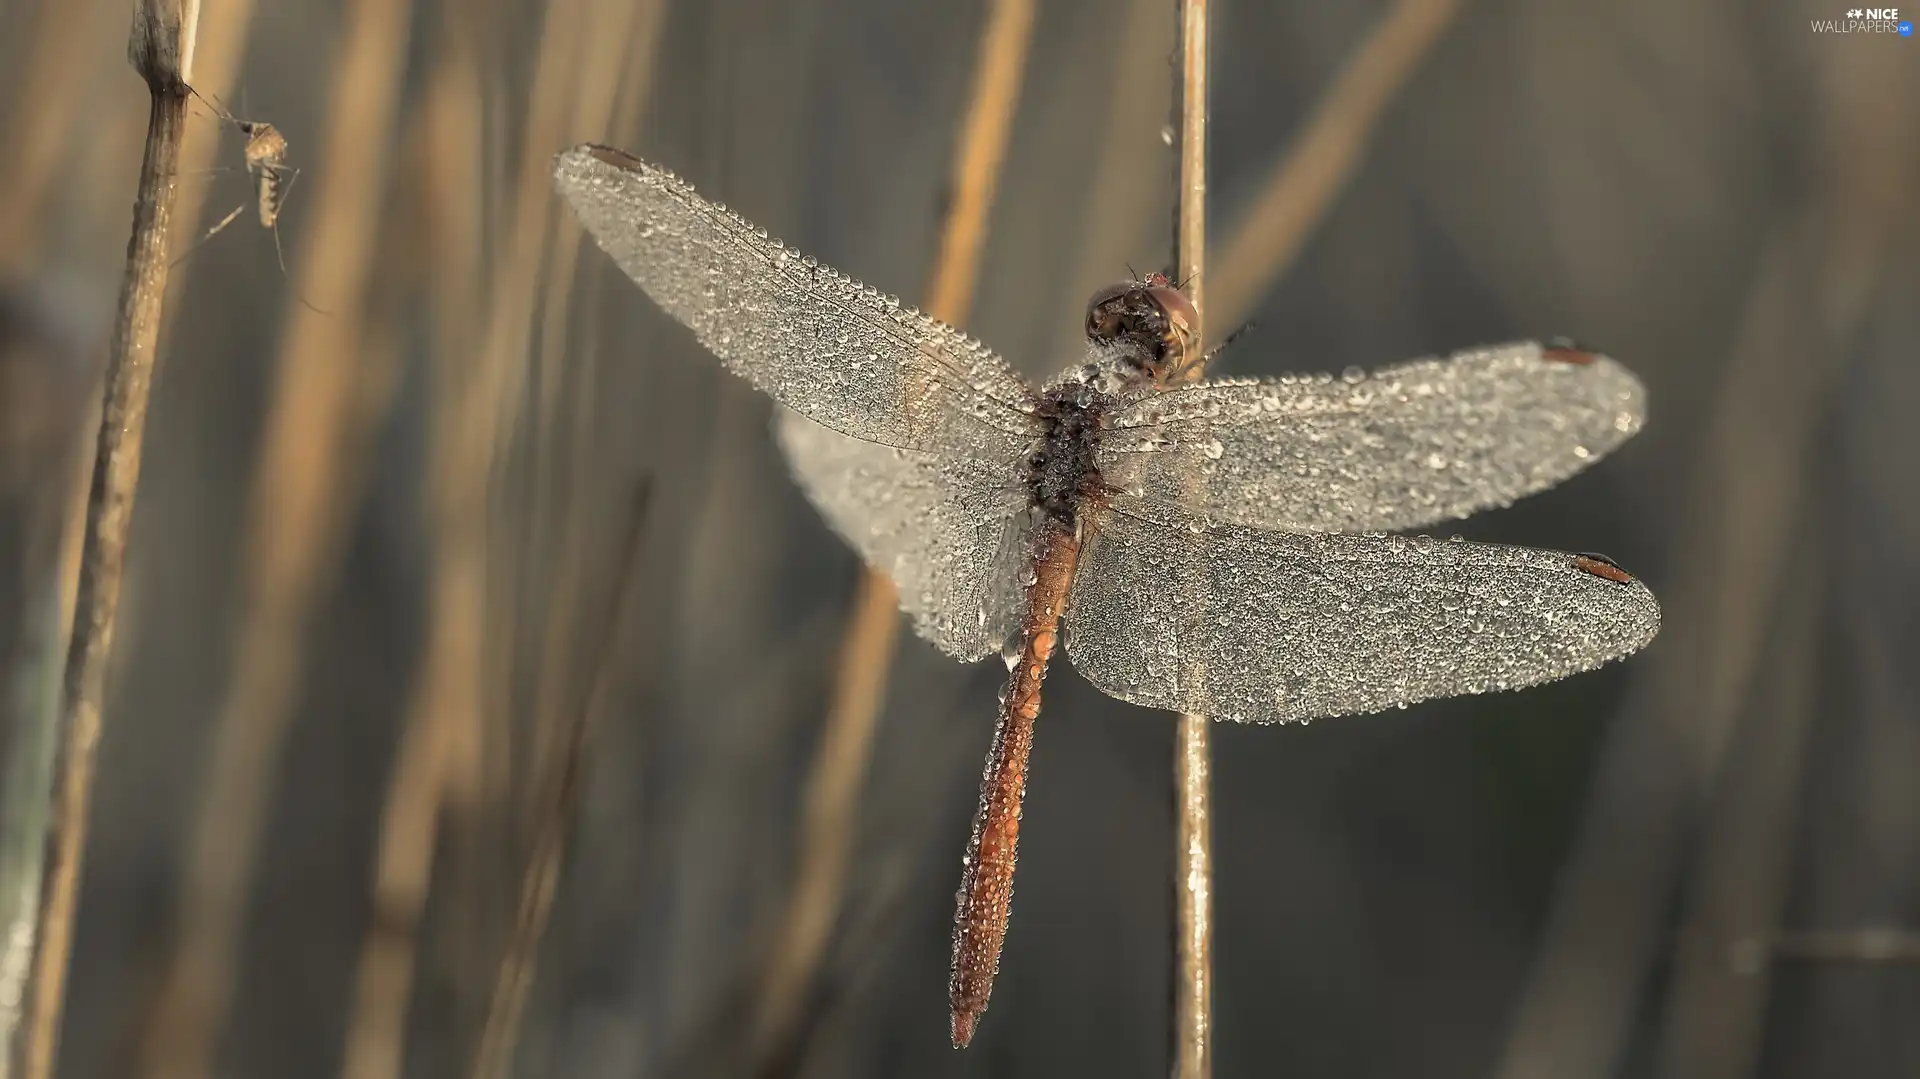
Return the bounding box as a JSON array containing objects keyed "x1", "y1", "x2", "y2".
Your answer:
[{"x1": 553, "y1": 144, "x2": 1662, "y2": 1048}]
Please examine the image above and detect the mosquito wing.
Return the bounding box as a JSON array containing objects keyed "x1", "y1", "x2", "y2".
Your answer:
[
  {"x1": 775, "y1": 411, "x2": 1031, "y2": 661},
  {"x1": 1095, "y1": 343, "x2": 1644, "y2": 533},
  {"x1": 555, "y1": 145, "x2": 1040, "y2": 461},
  {"x1": 1063, "y1": 505, "x2": 1660, "y2": 724}
]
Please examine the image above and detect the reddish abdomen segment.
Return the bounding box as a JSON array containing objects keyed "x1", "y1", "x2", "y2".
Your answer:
[{"x1": 948, "y1": 519, "x2": 1082, "y2": 1048}]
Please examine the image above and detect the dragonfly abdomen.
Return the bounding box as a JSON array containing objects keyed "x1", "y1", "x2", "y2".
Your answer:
[{"x1": 949, "y1": 517, "x2": 1081, "y2": 1047}]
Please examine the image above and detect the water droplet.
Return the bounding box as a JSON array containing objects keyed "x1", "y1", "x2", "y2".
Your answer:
[
  {"x1": 1000, "y1": 638, "x2": 1021, "y2": 671},
  {"x1": 1341, "y1": 365, "x2": 1366, "y2": 384}
]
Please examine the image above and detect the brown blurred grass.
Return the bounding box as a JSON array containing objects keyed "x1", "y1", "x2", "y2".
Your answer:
[
  {"x1": 1495, "y1": 36, "x2": 1920, "y2": 1079},
  {"x1": 342, "y1": 0, "x2": 666, "y2": 1075},
  {"x1": 0, "y1": 283, "x2": 99, "y2": 1078},
  {"x1": 139, "y1": 0, "x2": 415, "y2": 1073}
]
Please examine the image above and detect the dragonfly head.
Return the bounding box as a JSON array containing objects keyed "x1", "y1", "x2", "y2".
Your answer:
[{"x1": 1084, "y1": 273, "x2": 1200, "y2": 384}]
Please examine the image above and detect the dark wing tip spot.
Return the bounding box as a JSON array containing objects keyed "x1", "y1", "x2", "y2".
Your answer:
[
  {"x1": 1573, "y1": 552, "x2": 1635, "y2": 584},
  {"x1": 583, "y1": 144, "x2": 644, "y2": 169},
  {"x1": 1542, "y1": 336, "x2": 1599, "y2": 365}
]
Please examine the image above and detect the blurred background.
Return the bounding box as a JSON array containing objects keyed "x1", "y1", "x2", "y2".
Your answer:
[{"x1": 0, "y1": 0, "x2": 1916, "y2": 1077}]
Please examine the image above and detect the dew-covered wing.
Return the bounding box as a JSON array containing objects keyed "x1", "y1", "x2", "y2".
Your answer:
[
  {"x1": 776, "y1": 410, "x2": 1031, "y2": 661},
  {"x1": 1095, "y1": 342, "x2": 1645, "y2": 533},
  {"x1": 555, "y1": 145, "x2": 1039, "y2": 461},
  {"x1": 1062, "y1": 506, "x2": 1660, "y2": 724}
]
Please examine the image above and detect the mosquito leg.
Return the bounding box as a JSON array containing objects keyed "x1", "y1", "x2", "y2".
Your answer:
[{"x1": 169, "y1": 203, "x2": 248, "y2": 268}]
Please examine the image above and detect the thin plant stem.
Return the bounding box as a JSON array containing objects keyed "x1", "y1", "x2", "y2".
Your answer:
[
  {"x1": 336, "y1": 1, "x2": 580, "y2": 1071},
  {"x1": 1761, "y1": 930, "x2": 1920, "y2": 965},
  {"x1": 521, "y1": 0, "x2": 666, "y2": 834},
  {"x1": 1171, "y1": 5, "x2": 1211, "y2": 1077},
  {"x1": 340, "y1": 0, "x2": 658, "y2": 1072},
  {"x1": 1207, "y1": 0, "x2": 1463, "y2": 339},
  {"x1": 466, "y1": 483, "x2": 653, "y2": 1079},
  {"x1": 0, "y1": 479, "x2": 83, "y2": 1079},
  {"x1": 1651, "y1": 521, "x2": 1821, "y2": 1079},
  {"x1": 0, "y1": 297, "x2": 97, "y2": 1079},
  {"x1": 749, "y1": 0, "x2": 1037, "y2": 1062},
  {"x1": 22, "y1": 5, "x2": 200, "y2": 1079},
  {"x1": 1161, "y1": 8, "x2": 1470, "y2": 1051}
]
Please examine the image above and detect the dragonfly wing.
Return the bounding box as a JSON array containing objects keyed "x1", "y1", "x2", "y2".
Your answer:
[
  {"x1": 555, "y1": 145, "x2": 1040, "y2": 462},
  {"x1": 1062, "y1": 504, "x2": 1660, "y2": 723},
  {"x1": 1095, "y1": 342, "x2": 1645, "y2": 533},
  {"x1": 776, "y1": 410, "x2": 1031, "y2": 661}
]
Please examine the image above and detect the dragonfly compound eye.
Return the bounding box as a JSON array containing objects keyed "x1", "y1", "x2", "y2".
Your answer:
[
  {"x1": 1084, "y1": 282, "x2": 1133, "y2": 341},
  {"x1": 1143, "y1": 284, "x2": 1199, "y2": 374},
  {"x1": 1085, "y1": 278, "x2": 1200, "y2": 380}
]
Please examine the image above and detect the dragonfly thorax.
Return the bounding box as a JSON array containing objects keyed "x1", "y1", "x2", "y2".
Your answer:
[{"x1": 1026, "y1": 381, "x2": 1114, "y2": 525}]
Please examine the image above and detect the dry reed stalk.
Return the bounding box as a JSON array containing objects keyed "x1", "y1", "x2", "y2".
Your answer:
[
  {"x1": 1494, "y1": 43, "x2": 1915, "y2": 1079},
  {"x1": 460, "y1": 0, "x2": 593, "y2": 839},
  {"x1": 1207, "y1": 0, "x2": 1463, "y2": 338},
  {"x1": 332, "y1": 23, "x2": 508, "y2": 1079},
  {"x1": 525, "y1": 0, "x2": 667, "y2": 820},
  {"x1": 339, "y1": 0, "x2": 652, "y2": 1072},
  {"x1": 475, "y1": 0, "x2": 665, "y2": 1024},
  {"x1": 748, "y1": 0, "x2": 1037, "y2": 1061},
  {"x1": 1762, "y1": 931, "x2": 1920, "y2": 964},
  {"x1": 135, "y1": 0, "x2": 414, "y2": 1075},
  {"x1": 493, "y1": 0, "x2": 661, "y2": 824},
  {"x1": 0, "y1": 464, "x2": 89, "y2": 1079},
  {"x1": 1162, "y1": 11, "x2": 1473, "y2": 1050},
  {"x1": 475, "y1": 0, "x2": 593, "y2": 470},
  {"x1": 0, "y1": 0, "x2": 114, "y2": 264},
  {"x1": 1169, "y1": 4, "x2": 1211, "y2": 1077},
  {"x1": 331, "y1": 108, "x2": 474, "y2": 1079},
  {"x1": 466, "y1": 484, "x2": 652, "y2": 1079},
  {"x1": 17, "y1": 6, "x2": 197, "y2": 1079},
  {"x1": 413, "y1": 0, "x2": 491, "y2": 991},
  {"x1": 1651, "y1": 524, "x2": 1822, "y2": 1079}
]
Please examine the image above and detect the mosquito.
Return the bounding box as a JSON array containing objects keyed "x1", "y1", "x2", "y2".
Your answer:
[
  {"x1": 179, "y1": 90, "x2": 301, "y2": 277},
  {"x1": 553, "y1": 145, "x2": 1662, "y2": 1048}
]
